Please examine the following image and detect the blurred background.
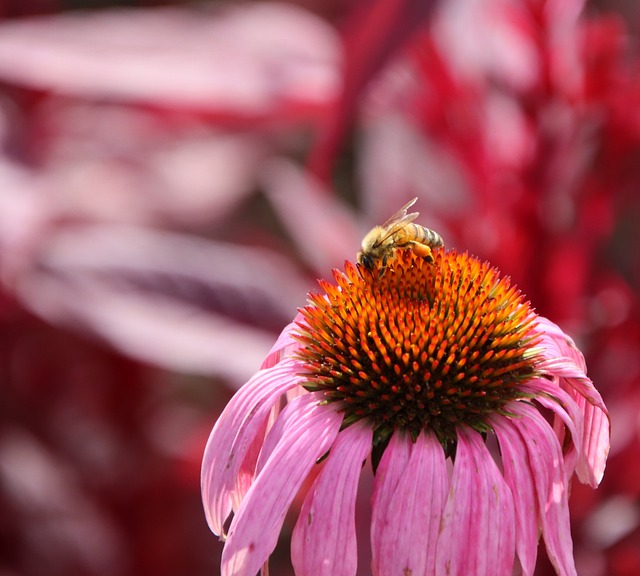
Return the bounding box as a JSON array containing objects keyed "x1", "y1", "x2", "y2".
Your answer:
[{"x1": 0, "y1": 0, "x2": 638, "y2": 575}]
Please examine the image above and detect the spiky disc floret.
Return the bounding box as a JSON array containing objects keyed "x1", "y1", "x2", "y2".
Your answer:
[{"x1": 294, "y1": 249, "x2": 542, "y2": 448}]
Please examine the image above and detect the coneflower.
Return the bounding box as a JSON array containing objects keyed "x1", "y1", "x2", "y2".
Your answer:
[{"x1": 202, "y1": 248, "x2": 609, "y2": 576}]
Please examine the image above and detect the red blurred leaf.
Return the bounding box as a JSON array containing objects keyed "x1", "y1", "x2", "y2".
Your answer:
[
  {"x1": 27, "y1": 100, "x2": 268, "y2": 226},
  {"x1": 309, "y1": 0, "x2": 440, "y2": 180},
  {"x1": 0, "y1": 430, "x2": 126, "y2": 575},
  {"x1": 0, "y1": 3, "x2": 340, "y2": 119},
  {"x1": 261, "y1": 159, "x2": 361, "y2": 273},
  {"x1": 12, "y1": 225, "x2": 310, "y2": 384}
]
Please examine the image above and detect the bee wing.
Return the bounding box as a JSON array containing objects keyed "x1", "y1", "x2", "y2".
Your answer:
[
  {"x1": 380, "y1": 197, "x2": 419, "y2": 230},
  {"x1": 370, "y1": 197, "x2": 419, "y2": 248}
]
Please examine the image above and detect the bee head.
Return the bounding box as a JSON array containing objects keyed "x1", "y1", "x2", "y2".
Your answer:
[{"x1": 357, "y1": 251, "x2": 375, "y2": 270}]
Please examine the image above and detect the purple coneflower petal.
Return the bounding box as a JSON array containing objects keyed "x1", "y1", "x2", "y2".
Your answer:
[
  {"x1": 370, "y1": 432, "x2": 411, "y2": 576},
  {"x1": 491, "y1": 414, "x2": 540, "y2": 576},
  {"x1": 371, "y1": 431, "x2": 448, "y2": 576},
  {"x1": 571, "y1": 392, "x2": 610, "y2": 487},
  {"x1": 534, "y1": 330, "x2": 609, "y2": 487},
  {"x1": 535, "y1": 319, "x2": 605, "y2": 412},
  {"x1": 526, "y1": 377, "x2": 584, "y2": 449},
  {"x1": 201, "y1": 359, "x2": 305, "y2": 535},
  {"x1": 221, "y1": 392, "x2": 342, "y2": 576},
  {"x1": 291, "y1": 421, "x2": 373, "y2": 576},
  {"x1": 261, "y1": 314, "x2": 304, "y2": 369},
  {"x1": 521, "y1": 377, "x2": 584, "y2": 476},
  {"x1": 202, "y1": 250, "x2": 610, "y2": 575},
  {"x1": 533, "y1": 317, "x2": 610, "y2": 486},
  {"x1": 536, "y1": 317, "x2": 587, "y2": 371},
  {"x1": 436, "y1": 427, "x2": 516, "y2": 576},
  {"x1": 508, "y1": 402, "x2": 577, "y2": 576},
  {"x1": 538, "y1": 356, "x2": 607, "y2": 411}
]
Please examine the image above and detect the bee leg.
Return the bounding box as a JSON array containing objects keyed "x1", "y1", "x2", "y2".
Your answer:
[
  {"x1": 378, "y1": 255, "x2": 388, "y2": 278},
  {"x1": 409, "y1": 242, "x2": 434, "y2": 263}
]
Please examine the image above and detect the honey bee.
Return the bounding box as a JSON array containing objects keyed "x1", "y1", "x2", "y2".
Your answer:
[{"x1": 357, "y1": 197, "x2": 444, "y2": 274}]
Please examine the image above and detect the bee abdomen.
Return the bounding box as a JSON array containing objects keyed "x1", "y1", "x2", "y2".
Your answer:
[{"x1": 410, "y1": 223, "x2": 444, "y2": 248}]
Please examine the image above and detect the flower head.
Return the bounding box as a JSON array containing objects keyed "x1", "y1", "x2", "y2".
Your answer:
[{"x1": 202, "y1": 249, "x2": 609, "y2": 576}]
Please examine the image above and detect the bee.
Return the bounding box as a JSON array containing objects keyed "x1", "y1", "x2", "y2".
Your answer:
[{"x1": 357, "y1": 197, "x2": 444, "y2": 274}]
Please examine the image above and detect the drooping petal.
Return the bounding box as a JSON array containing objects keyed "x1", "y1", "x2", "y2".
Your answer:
[
  {"x1": 370, "y1": 432, "x2": 412, "y2": 576},
  {"x1": 436, "y1": 427, "x2": 516, "y2": 576},
  {"x1": 570, "y1": 392, "x2": 610, "y2": 487},
  {"x1": 535, "y1": 317, "x2": 606, "y2": 412},
  {"x1": 521, "y1": 377, "x2": 584, "y2": 477},
  {"x1": 508, "y1": 403, "x2": 577, "y2": 576},
  {"x1": 221, "y1": 392, "x2": 342, "y2": 576},
  {"x1": 201, "y1": 359, "x2": 304, "y2": 535},
  {"x1": 261, "y1": 313, "x2": 305, "y2": 369},
  {"x1": 525, "y1": 377, "x2": 583, "y2": 452},
  {"x1": 538, "y1": 356, "x2": 607, "y2": 412},
  {"x1": 373, "y1": 431, "x2": 448, "y2": 576},
  {"x1": 491, "y1": 414, "x2": 539, "y2": 576},
  {"x1": 536, "y1": 316, "x2": 587, "y2": 372},
  {"x1": 522, "y1": 368, "x2": 610, "y2": 488},
  {"x1": 291, "y1": 421, "x2": 373, "y2": 576},
  {"x1": 531, "y1": 317, "x2": 610, "y2": 487}
]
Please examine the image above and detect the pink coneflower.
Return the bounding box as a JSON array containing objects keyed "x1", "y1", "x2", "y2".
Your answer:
[{"x1": 201, "y1": 249, "x2": 609, "y2": 576}]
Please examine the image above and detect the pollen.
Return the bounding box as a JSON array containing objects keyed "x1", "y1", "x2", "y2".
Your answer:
[{"x1": 294, "y1": 249, "x2": 542, "y2": 447}]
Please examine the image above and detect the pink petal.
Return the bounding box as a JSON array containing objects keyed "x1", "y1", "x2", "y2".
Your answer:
[
  {"x1": 291, "y1": 421, "x2": 373, "y2": 576},
  {"x1": 260, "y1": 312, "x2": 305, "y2": 369},
  {"x1": 491, "y1": 415, "x2": 539, "y2": 576},
  {"x1": 221, "y1": 393, "x2": 342, "y2": 576},
  {"x1": 372, "y1": 431, "x2": 448, "y2": 576},
  {"x1": 370, "y1": 432, "x2": 412, "y2": 576},
  {"x1": 536, "y1": 316, "x2": 587, "y2": 371},
  {"x1": 436, "y1": 427, "x2": 516, "y2": 576},
  {"x1": 530, "y1": 319, "x2": 611, "y2": 487},
  {"x1": 526, "y1": 378, "x2": 583, "y2": 450},
  {"x1": 538, "y1": 356, "x2": 607, "y2": 412},
  {"x1": 508, "y1": 403, "x2": 577, "y2": 576},
  {"x1": 571, "y1": 392, "x2": 610, "y2": 487},
  {"x1": 521, "y1": 377, "x2": 584, "y2": 477},
  {"x1": 535, "y1": 318, "x2": 606, "y2": 411},
  {"x1": 531, "y1": 360, "x2": 609, "y2": 487},
  {"x1": 201, "y1": 359, "x2": 303, "y2": 535}
]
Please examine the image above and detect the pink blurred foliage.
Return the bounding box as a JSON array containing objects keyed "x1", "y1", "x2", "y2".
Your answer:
[
  {"x1": 0, "y1": 1, "x2": 347, "y2": 382},
  {"x1": 0, "y1": 0, "x2": 638, "y2": 575}
]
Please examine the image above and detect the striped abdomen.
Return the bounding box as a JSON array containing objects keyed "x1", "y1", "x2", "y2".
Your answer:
[{"x1": 396, "y1": 223, "x2": 444, "y2": 249}]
